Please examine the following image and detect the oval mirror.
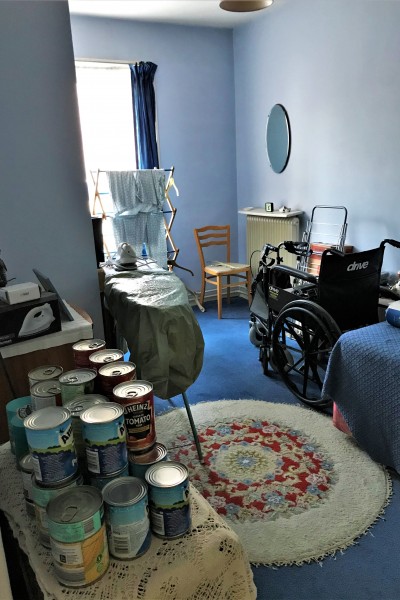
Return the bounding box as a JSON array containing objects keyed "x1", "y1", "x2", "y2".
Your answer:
[{"x1": 266, "y1": 104, "x2": 291, "y2": 173}]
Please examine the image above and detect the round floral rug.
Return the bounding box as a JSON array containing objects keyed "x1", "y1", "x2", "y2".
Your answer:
[{"x1": 155, "y1": 400, "x2": 392, "y2": 566}]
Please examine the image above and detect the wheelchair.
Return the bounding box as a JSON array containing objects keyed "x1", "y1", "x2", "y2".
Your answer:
[{"x1": 249, "y1": 238, "x2": 400, "y2": 408}]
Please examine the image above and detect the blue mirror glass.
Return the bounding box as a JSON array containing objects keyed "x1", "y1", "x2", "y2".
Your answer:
[{"x1": 266, "y1": 104, "x2": 291, "y2": 173}]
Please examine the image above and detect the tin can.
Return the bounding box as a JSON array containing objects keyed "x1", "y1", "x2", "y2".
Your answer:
[
  {"x1": 59, "y1": 369, "x2": 97, "y2": 405},
  {"x1": 129, "y1": 443, "x2": 168, "y2": 481},
  {"x1": 24, "y1": 407, "x2": 77, "y2": 485},
  {"x1": 64, "y1": 394, "x2": 109, "y2": 464},
  {"x1": 98, "y1": 361, "x2": 136, "y2": 400},
  {"x1": 89, "y1": 464, "x2": 129, "y2": 491},
  {"x1": 28, "y1": 365, "x2": 63, "y2": 388},
  {"x1": 145, "y1": 461, "x2": 191, "y2": 539},
  {"x1": 103, "y1": 476, "x2": 151, "y2": 560},
  {"x1": 32, "y1": 473, "x2": 84, "y2": 548},
  {"x1": 113, "y1": 380, "x2": 155, "y2": 453},
  {"x1": 19, "y1": 453, "x2": 35, "y2": 518},
  {"x1": 30, "y1": 380, "x2": 62, "y2": 411},
  {"x1": 80, "y1": 403, "x2": 128, "y2": 476},
  {"x1": 46, "y1": 486, "x2": 109, "y2": 587},
  {"x1": 88, "y1": 349, "x2": 124, "y2": 373},
  {"x1": 72, "y1": 339, "x2": 106, "y2": 368},
  {"x1": 6, "y1": 396, "x2": 31, "y2": 457}
]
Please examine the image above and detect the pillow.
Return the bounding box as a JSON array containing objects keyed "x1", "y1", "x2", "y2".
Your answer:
[{"x1": 385, "y1": 300, "x2": 400, "y2": 327}]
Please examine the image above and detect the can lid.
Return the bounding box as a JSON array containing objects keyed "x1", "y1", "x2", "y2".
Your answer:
[
  {"x1": 47, "y1": 485, "x2": 102, "y2": 523},
  {"x1": 72, "y1": 339, "x2": 106, "y2": 352},
  {"x1": 98, "y1": 361, "x2": 136, "y2": 377},
  {"x1": 89, "y1": 350, "x2": 124, "y2": 364},
  {"x1": 102, "y1": 476, "x2": 147, "y2": 506},
  {"x1": 31, "y1": 380, "x2": 61, "y2": 397},
  {"x1": 145, "y1": 461, "x2": 188, "y2": 488},
  {"x1": 113, "y1": 380, "x2": 152, "y2": 398},
  {"x1": 28, "y1": 365, "x2": 63, "y2": 380},
  {"x1": 65, "y1": 394, "x2": 109, "y2": 417},
  {"x1": 80, "y1": 402, "x2": 124, "y2": 424},
  {"x1": 19, "y1": 453, "x2": 33, "y2": 473},
  {"x1": 24, "y1": 406, "x2": 71, "y2": 430},
  {"x1": 59, "y1": 369, "x2": 97, "y2": 385},
  {"x1": 129, "y1": 443, "x2": 167, "y2": 466}
]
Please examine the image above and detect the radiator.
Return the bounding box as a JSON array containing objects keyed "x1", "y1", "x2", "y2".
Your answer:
[{"x1": 246, "y1": 216, "x2": 300, "y2": 270}]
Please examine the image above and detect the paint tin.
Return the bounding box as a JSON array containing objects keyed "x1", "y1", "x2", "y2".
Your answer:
[
  {"x1": 28, "y1": 365, "x2": 63, "y2": 388},
  {"x1": 24, "y1": 407, "x2": 77, "y2": 485},
  {"x1": 6, "y1": 396, "x2": 31, "y2": 457},
  {"x1": 88, "y1": 349, "x2": 124, "y2": 373},
  {"x1": 32, "y1": 473, "x2": 84, "y2": 548},
  {"x1": 103, "y1": 476, "x2": 151, "y2": 560},
  {"x1": 145, "y1": 461, "x2": 191, "y2": 539},
  {"x1": 128, "y1": 443, "x2": 168, "y2": 481},
  {"x1": 19, "y1": 453, "x2": 35, "y2": 518},
  {"x1": 113, "y1": 380, "x2": 155, "y2": 453},
  {"x1": 98, "y1": 361, "x2": 136, "y2": 400},
  {"x1": 46, "y1": 486, "x2": 109, "y2": 587},
  {"x1": 89, "y1": 463, "x2": 129, "y2": 491},
  {"x1": 30, "y1": 380, "x2": 62, "y2": 411},
  {"x1": 80, "y1": 403, "x2": 128, "y2": 476},
  {"x1": 72, "y1": 339, "x2": 106, "y2": 368},
  {"x1": 64, "y1": 394, "x2": 109, "y2": 464},
  {"x1": 59, "y1": 368, "x2": 97, "y2": 405}
]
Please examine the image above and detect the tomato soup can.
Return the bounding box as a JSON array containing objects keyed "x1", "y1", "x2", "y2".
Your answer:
[
  {"x1": 6, "y1": 396, "x2": 31, "y2": 457},
  {"x1": 59, "y1": 369, "x2": 97, "y2": 405},
  {"x1": 88, "y1": 349, "x2": 124, "y2": 373},
  {"x1": 28, "y1": 365, "x2": 63, "y2": 388},
  {"x1": 32, "y1": 473, "x2": 84, "y2": 548},
  {"x1": 89, "y1": 464, "x2": 129, "y2": 491},
  {"x1": 145, "y1": 462, "x2": 191, "y2": 539},
  {"x1": 72, "y1": 339, "x2": 106, "y2": 368},
  {"x1": 128, "y1": 443, "x2": 168, "y2": 481},
  {"x1": 47, "y1": 486, "x2": 109, "y2": 587},
  {"x1": 80, "y1": 403, "x2": 128, "y2": 476},
  {"x1": 113, "y1": 380, "x2": 155, "y2": 453},
  {"x1": 98, "y1": 361, "x2": 136, "y2": 400},
  {"x1": 19, "y1": 453, "x2": 35, "y2": 518},
  {"x1": 103, "y1": 476, "x2": 151, "y2": 560},
  {"x1": 30, "y1": 380, "x2": 62, "y2": 411},
  {"x1": 24, "y1": 407, "x2": 77, "y2": 485},
  {"x1": 64, "y1": 394, "x2": 109, "y2": 464}
]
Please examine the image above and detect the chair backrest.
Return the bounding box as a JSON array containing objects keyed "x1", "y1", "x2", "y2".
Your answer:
[
  {"x1": 318, "y1": 245, "x2": 385, "y2": 331},
  {"x1": 193, "y1": 225, "x2": 230, "y2": 269}
]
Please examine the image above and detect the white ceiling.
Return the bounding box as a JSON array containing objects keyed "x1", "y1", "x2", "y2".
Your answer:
[{"x1": 68, "y1": 1, "x2": 274, "y2": 29}]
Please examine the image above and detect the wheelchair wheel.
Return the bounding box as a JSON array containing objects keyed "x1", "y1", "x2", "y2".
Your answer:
[{"x1": 272, "y1": 300, "x2": 341, "y2": 407}]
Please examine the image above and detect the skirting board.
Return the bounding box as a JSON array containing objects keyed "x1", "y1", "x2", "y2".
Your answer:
[{"x1": 187, "y1": 286, "x2": 248, "y2": 308}]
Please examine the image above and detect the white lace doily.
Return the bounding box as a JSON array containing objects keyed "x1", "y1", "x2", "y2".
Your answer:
[{"x1": 0, "y1": 444, "x2": 256, "y2": 600}]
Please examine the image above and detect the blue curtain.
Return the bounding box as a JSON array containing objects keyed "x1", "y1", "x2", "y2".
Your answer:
[{"x1": 129, "y1": 62, "x2": 159, "y2": 169}]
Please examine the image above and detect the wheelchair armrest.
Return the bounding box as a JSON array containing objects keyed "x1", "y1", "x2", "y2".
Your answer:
[{"x1": 271, "y1": 264, "x2": 318, "y2": 284}]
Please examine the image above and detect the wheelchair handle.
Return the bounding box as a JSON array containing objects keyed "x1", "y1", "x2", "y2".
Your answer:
[{"x1": 382, "y1": 238, "x2": 400, "y2": 250}]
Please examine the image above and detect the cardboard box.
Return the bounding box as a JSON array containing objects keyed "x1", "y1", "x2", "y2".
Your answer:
[
  {"x1": 0, "y1": 292, "x2": 61, "y2": 347},
  {"x1": 0, "y1": 282, "x2": 40, "y2": 305}
]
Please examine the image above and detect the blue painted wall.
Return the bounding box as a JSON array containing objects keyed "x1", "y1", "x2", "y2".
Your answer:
[
  {"x1": 234, "y1": 0, "x2": 400, "y2": 272},
  {"x1": 70, "y1": 15, "x2": 237, "y2": 290}
]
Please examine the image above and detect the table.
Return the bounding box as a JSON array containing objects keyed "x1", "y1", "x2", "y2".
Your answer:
[
  {"x1": 0, "y1": 304, "x2": 93, "y2": 443},
  {"x1": 0, "y1": 442, "x2": 257, "y2": 600},
  {"x1": 322, "y1": 320, "x2": 400, "y2": 472}
]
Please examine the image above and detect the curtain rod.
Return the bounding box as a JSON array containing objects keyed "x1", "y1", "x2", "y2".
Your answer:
[{"x1": 75, "y1": 58, "x2": 143, "y2": 66}]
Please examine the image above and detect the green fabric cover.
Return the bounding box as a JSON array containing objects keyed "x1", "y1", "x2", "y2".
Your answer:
[{"x1": 104, "y1": 267, "x2": 204, "y2": 399}]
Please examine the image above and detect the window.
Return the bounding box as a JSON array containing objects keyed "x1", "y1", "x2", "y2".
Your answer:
[{"x1": 75, "y1": 61, "x2": 137, "y2": 254}]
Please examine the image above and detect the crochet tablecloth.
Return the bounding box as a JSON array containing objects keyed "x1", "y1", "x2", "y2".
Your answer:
[{"x1": 0, "y1": 443, "x2": 256, "y2": 600}]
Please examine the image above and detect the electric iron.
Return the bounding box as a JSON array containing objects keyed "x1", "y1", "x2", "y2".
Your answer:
[
  {"x1": 18, "y1": 303, "x2": 55, "y2": 338},
  {"x1": 113, "y1": 242, "x2": 137, "y2": 271}
]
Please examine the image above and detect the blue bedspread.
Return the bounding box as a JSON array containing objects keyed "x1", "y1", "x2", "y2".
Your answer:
[{"x1": 322, "y1": 321, "x2": 400, "y2": 471}]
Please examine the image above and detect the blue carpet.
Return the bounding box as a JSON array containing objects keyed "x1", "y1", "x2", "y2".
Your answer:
[{"x1": 155, "y1": 297, "x2": 400, "y2": 600}]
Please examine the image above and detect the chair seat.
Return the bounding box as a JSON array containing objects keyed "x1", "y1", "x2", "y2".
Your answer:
[{"x1": 205, "y1": 262, "x2": 250, "y2": 275}]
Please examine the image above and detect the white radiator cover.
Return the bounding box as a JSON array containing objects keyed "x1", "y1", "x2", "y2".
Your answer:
[{"x1": 246, "y1": 216, "x2": 300, "y2": 270}]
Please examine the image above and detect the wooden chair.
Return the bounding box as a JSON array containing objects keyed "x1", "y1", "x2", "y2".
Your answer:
[{"x1": 193, "y1": 225, "x2": 252, "y2": 319}]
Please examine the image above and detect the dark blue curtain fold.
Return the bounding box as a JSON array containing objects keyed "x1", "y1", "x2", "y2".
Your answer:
[{"x1": 129, "y1": 62, "x2": 159, "y2": 169}]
